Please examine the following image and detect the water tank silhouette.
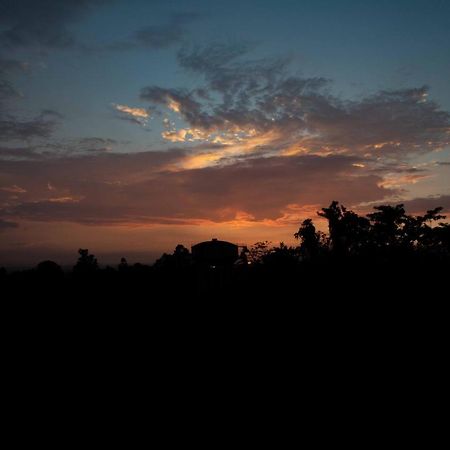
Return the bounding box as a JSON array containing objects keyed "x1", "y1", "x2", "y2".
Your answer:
[{"x1": 191, "y1": 239, "x2": 239, "y2": 267}]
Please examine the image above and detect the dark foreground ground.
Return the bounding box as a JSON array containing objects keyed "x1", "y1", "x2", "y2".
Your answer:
[
  {"x1": 2, "y1": 254, "x2": 448, "y2": 300},
  {"x1": 2, "y1": 254, "x2": 447, "y2": 408}
]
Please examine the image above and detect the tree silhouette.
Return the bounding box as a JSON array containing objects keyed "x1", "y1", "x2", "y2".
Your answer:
[
  {"x1": 294, "y1": 218, "x2": 325, "y2": 259},
  {"x1": 367, "y1": 204, "x2": 407, "y2": 251},
  {"x1": 262, "y1": 242, "x2": 298, "y2": 268},
  {"x1": 409, "y1": 207, "x2": 446, "y2": 251},
  {"x1": 154, "y1": 244, "x2": 191, "y2": 269},
  {"x1": 36, "y1": 260, "x2": 64, "y2": 279},
  {"x1": 432, "y1": 222, "x2": 450, "y2": 254},
  {"x1": 317, "y1": 201, "x2": 371, "y2": 256},
  {"x1": 247, "y1": 241, "x2": 272, "y2": 264},
  {"x1": 318, "y1": 201, "x2": 346, "y2": 255},
  {"x1": 118, "y1": 257, "x2": 129, "y2": 272},
  {"x1": 173, "y1": 244, "x2": 191, "y2": 267},
  {"x1": 73, "y1": 248, "x2": 98, "y2": 274}
]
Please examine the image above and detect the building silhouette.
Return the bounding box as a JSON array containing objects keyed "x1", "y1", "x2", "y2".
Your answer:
[{"x1": 191, "y1": 238, "x2": 239, "y2": 268}]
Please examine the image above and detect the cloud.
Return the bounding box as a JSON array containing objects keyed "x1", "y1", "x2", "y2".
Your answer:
[
  {"x1": 140, "y1": 87, "x2": 203, "y2": 120},
  {"x1": 0, "y1": 136, "x2": 122, "y2": 162},
  {"x1": 0, "y1": 0, "x2": 111, "y2": 49},
  {"x1": 1, "y1": 184, "x2": 27, "y2": 193},
  {"x1": 47, "y1": 136, "x2": 122, "y2": 155},
  {"x1": 0, "y1": 115, "x2": 57, "y2": 141},
  {"x1": 0, "y1": 57, "x2": 62, "y2": 145},
  {"x1": 177, "y1": 43, "x2": 293, "y2": 102},
  {"x1": 112, "y1": 103, "x2": 150, "y2": 126},
  {"x1": 108, "y1": 12, "x2": 201, "y2": 51},
  {"x1": 1, "y1": 40, "x2": 448, "y2": 236},
  {"x1": 113, "y1": 104, "x2": 149, "y2": 119},
  {"x1": 39, "y1": 109, "x2": 64, "y2": 120},
  {"x1": 138, "y1": 44, "x2": 450, "y2": 167},
  {"x1": 0, "y1": 219, "x2": 19, "y2": 230},
  {"x1": 75, "y1": 137, "x2": 118, "y2": 153},
  {"x1": 48, "y1": 196, "x2": 82, "y2": 203},
  {"x1": 399, "y1": 195, "x2": 450, "y2": 215},
  {"x1": 2, "y1": 140, "x2": 447, "y2": 230},
  {"x1": 0, "y1": 149, "x2": 394, "y2": 226},
  {"x1": 378, "y1": 172, "x2": 432, "y2": 189},
  {"x1": 0, "y1": 146, "x2": 44, "y2": 160}
]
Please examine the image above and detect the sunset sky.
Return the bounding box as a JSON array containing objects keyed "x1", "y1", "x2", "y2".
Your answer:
[{"x1": 1, "y1": 0, "x2": 450, "y2": 266}]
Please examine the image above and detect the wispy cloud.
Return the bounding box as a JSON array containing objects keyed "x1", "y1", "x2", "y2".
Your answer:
[
  {"x1": 112, "y1": 103, "x2": 150, "y2": 126},
  {"x1": 1, "y1": 184, "x2": 27, "y2": 194},
  {"x1": 0, "y1": 149, "x2": 394, "y2": 226},
  {"x1": 48, "y1": 196, "x2": 83, "y2": 203},
  {"x1": 138, "y1": 44, "x2": 450, "y2": 176},
  {"x1": 0, "y1": 115, "x2": 58, "y2": 141},
  {"x1": 0, "y1": 0, "x2": 111, "y2": 50}
]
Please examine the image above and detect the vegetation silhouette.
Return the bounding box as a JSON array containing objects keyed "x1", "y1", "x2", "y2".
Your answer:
[
  {"x1": 73, "y1": 249, "x2": 99, "y2": 276},
  {"x1": 2, "y1": 201, "x2": 449, "y2": 299}
]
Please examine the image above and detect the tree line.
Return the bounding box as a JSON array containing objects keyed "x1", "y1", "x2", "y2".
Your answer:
[{"x1": 1, "y1": 201, "x2": 449, "y2": 298}]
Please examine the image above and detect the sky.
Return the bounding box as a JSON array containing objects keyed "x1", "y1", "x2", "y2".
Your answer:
[{"x1": 1, "y1": 0, "x2": 449, "y2": 266}]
